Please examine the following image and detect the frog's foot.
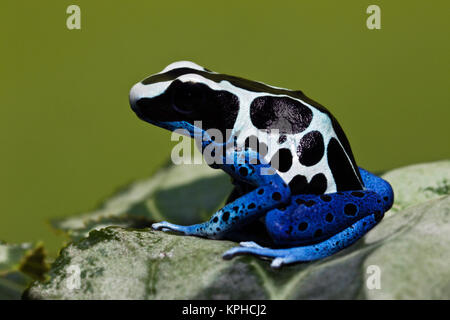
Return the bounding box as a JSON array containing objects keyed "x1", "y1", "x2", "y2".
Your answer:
[
  {"x1": 152, "y1": 221, "x2": 189, "y2": 235},
  {"x1": 222, "y1": 244, "x2": 294, "y2": 269},
  {"x1": 238, "y1": 241, "x2": 264, "y2": 249},
  {"x1": 223, "y1": 245, "x2": 299, "y2": 269},
  {"x1": 223, "y1": 214, "x2": 380, "y2": 269}
]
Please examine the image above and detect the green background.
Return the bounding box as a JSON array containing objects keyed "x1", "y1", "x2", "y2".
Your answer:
[{"x1": 0, "y1": 0, "x2": 448, "y2": 254}]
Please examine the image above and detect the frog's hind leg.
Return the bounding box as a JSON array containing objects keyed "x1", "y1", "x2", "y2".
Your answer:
[
  {"x1": 359, "y1": 167, "x2": 394, "y2": 211},
  {"x1": 223, "y1": 189, "x2": 386, "y2": 268},
  {"x1": 223, "y1": 212, "x2": 383, "y2": 269}
]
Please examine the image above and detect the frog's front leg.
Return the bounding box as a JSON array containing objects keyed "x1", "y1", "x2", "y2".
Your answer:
[{"x1": 152, "y1": 150, "x2": 291, "y2": 239}]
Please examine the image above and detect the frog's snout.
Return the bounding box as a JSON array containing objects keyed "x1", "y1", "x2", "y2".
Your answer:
[
  {"x1": 129, "y1": 82, "x2": 168, "y2": 123},
  {"x1": 129, "y1": 82, "x2": 142, "y2": 116},
  {"x1": 129, "y1": 82, "x2": 153, "y2": 121}
]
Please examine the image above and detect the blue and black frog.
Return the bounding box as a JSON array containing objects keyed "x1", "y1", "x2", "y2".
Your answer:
[{"x1": 129, "y1": 61, "x2": 394, "y2": 268}]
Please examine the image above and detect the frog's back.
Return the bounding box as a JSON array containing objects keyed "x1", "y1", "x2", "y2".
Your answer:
[
  {"x1": 137, "y1": 61, "x2": 364, "y2": 194},
  {"x1": 203, "y1": 71, "x2": 365, "y2": 195}
]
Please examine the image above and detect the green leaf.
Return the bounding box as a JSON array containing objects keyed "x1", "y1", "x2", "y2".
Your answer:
[
  {"x1": 26, "y1": 160, "x2": 450, "y2": 299},
  {"x1": 381, "y1": 160, "x2": 450, "y2": 212},
  {"x1": 52, "y1": 162, "x2": 232, "y2": 240},
  {"x1": 0, "y1": 242, "x2": 49, "y2": 300}
]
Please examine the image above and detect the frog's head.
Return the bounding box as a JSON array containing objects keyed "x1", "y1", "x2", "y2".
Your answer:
[{"x1": 129, "y1": 61, "x2": 239, "y2": 141}]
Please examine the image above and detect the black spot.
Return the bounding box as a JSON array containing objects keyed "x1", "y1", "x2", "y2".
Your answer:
[
  {"x1": 351, "y1": 191, "x2": 365, "y2": 198},
  {"x1": 297, "y1": 131, "x2": 325, "y2": 166},
  {"x1": 295, "y1": 198, "x2": 306, "y2": 205},
  {"x1": 383, "y1": 196, "x2": 388, "y2": 201},
  {"x1": 216, "y1": 227, "x2": 220, "y2": 231},
  {"x1": 278, "y1": 135, "x2": 287, "y2": 144},
  {"x1": 344, "y1": 203, "x2": 357, "y2": 216},
  {"x1": 222, "y1": 211, "x2": 230, "y2": 222},
  {"x1": 244, "y1": 135, "x2": 268, "y2": 156},
  {"x1": 232, "y1": 206, "x2": 239, "y2": 212},
  {"x1": 277, "y1": 205, "x2": 287, "y2": 211},
  {"x1": 288, "y1": 173, "x2": 327, "y2": 195},
  {"x1": 250, "y1": 96, "x2": 313, "y2": 134},
  {"x1": 330, "y1": 116, "x2": 363, "y2": 184},
  {"x1": 248, "y1": 203, "x2": 256, "y2": 209},
  {"x1": 270, "y1": 148, "x2": 293, "y2": 173},
  {"x1": 272, "y1": 192, "x2": 282, "y2": 201},
  {"x1": 286, "y1": 226, "x2": 293, "y2": 235},
  {"x1": 314, "y1": 229, "x2": 323, "y2": 237},
  {"x1": 320, "y1": 195, "x2": 332, "y2": 202},
  {"x1": 289, "y1": 175, "x2": 307, "y2": 195},
  {"x1": 135, "y1": 79, "x2": 239, "y2": 138},
  {"x1": 298, "y1": 222, "x2": 308, "y2": 231},
  {"x1": 305, "y1": 200, "x2": 316, "y2": 207},
  {"x1": 374, "y1": 211, "x2": 383, "y2": 222},
  {"x1": 257, "y1": 188, "x2": 264, "y2": 195},
  {"x1": 327, "y1": 138, "x2": 363, "y2": 191},
  {"x1": 212, "y1": 217, "x2": 218, "y2": 223},
  {"x1": 325, "y1": 213, "x2": 334, "y2": 222},
  {"x1": 308, "y1": 173, "x2": 327, "y2": 195},
  {"x1": 238, "y1": 167, "x2": 248, "y2": 177}
]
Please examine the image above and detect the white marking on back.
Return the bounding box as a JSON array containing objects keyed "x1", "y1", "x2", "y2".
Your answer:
[
  {"x1": 160, "y1": 61, "x2": 207, "y2": 73},
  {"x1": 136, "y1": 63, "x2": 362, "y2": 192}
]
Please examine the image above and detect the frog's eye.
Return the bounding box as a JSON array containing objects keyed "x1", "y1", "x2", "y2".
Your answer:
[{"x1": 172, "y1": 83, "x2": 204, "y2": 114}]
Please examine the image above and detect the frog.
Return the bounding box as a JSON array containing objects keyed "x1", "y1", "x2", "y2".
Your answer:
[{"x1": 129, "y1": 61, "x2": 394, "y2": 268}]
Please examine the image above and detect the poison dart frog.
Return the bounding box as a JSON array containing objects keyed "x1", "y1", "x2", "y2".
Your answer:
[{"x1": 129, "y1": 61, "x2": 394, "y2": 268}]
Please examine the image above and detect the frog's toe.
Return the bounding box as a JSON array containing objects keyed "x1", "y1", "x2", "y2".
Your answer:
[
  {"x1": 151, "y1": 222, "x2": 187, "y2": 235},
  {"x1": 222, "y1": 247, "x2": 242, "y2": 260},
  {"x1": 222, "y1": 245, "x2": 279, "y2": 261},
  {"x1": 223, "y1": 245, "x2": 299, "y2": 268},
  {"x1": 270, "y1": 256, "x2": 298, "y2": 269},
  {"x1": 222, "y1": 246, "x2": 264, "y2": 260},
  {"x1": 270, "y1": 257, "x2": 285, "y2": 269},
  {"x1": 151, "y1": 222, "x2": 169, "y2": 230},
  {"x1": 239, "y1": 241, "x2": 264, "y2": 249}
]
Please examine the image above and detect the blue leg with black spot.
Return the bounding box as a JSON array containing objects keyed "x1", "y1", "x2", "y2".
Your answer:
[
  {"x1": 152, "y1": 149, "x2": 291, "y2": 239},
  {"x1": 222, "y1": 168, "x2": 393, "y2": 268},
  {"x1": 223, "y1": 213, "x2": 382, "y2": 268},
  {"x1": 359, "y1": 167, "x2": 394, "y2": 211}
]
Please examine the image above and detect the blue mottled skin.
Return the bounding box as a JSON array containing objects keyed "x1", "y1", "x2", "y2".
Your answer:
[
  {"x1": 222, "y1": 168, "x2": 393, "y2": 268},
  {"x1": 152, "y1": 125, "x2": 394, "y2": 268}
]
